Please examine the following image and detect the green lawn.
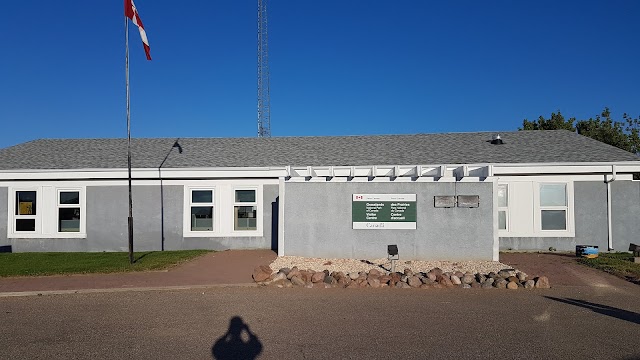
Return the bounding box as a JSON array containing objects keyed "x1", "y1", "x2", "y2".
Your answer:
[
  {"x1": 0, "y1": 250, "x2": 210, "y2": 277},
  {"x1": 577, "y1": 252, "x2": 640, "y2": 283}
]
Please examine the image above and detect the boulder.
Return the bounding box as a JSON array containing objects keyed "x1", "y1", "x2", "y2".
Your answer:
[
  {"x1": 408, "y1": 276, "x2": 422, "y2": 288},
  {"x1": 450, "y1": 275, "x2": 462, "y2": 285},
  {"x1": 421, "y1": 278, "x2": 435, "y2": 286},
  {"x1": 286, "y1": 267, "x2": 300, "y2": 280},
  {"x1": 395, "y1": 282, "x2": 411, "y2": 289},
  {"x1": 524, "y1": 280, "x2": 535, "y2": 289},
  {"x1": 535, "y1": 276, "x2": 551, "y2": 289},
  {"x1": 470, "y1": 281, "x2": 482, "y2": 289},
  {"x1": 404, "y1": 268, "x2": 414, "y2": 277},
  {"x1": 461, "y1": 274, "x2": 475, "y2": 285},
  {"x1": 481, "y1": 281, "x2": 494, "y2": 289},
  {"x1": 517, "y1": 272, "x2": 527, "y2": 282},
  {"x1": 507, "y1": 276, "x2": 519, "y2": 283},
  {"x1": 290, "y1": 276, "x2": 306, "y2": 287},
  {"x1": 476, "y1": 274, "x2": 486, "y2": 283},
  {"x1": 379, "y1": 275, "x2": 392, "y2": 285},
  {"x1": 252, "y1": 265, "x2": 272, "y2": 282},
  {"x1": 507, "y1": 281, "x2": 518, "y2": 290},
  {"x1": 324, "y1": 275, "x2": 336, "y2": 285},
  {"x1": 369, "y1": 269, "x2": 383, "y2": 277},
  {"x1": 368, "y1": 277, "x2": 381, "y2": 288},
  {"x1": 462, "y1": 284, "x2": 471, "y2": 289},
  {"x1": 311, "y1": 271, "x2": 325, "y2": 283},
  {"x1": 498, "y1": 269, "x2": 515, "y2": 278},
  {"x1": 349, "y1": 272, "x2": 360, "y2": 280},
  {"x1": 493, "y1": 279, "x2": 507, "y2": 289},
  {"x1": 454, "y1": 271, "x2": 465, "y2": 279},
  {"x1": 430, "y1": 267, "x2": 444, "y2": 276},
  {"x1": 279, "y1": 267, "x2": 291, "y2": 276}
]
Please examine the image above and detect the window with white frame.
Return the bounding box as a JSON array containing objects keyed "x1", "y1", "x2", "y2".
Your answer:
[
  {"x1": 190, "y1": 189, "x2": 214, "y2": 232},
  {"x1": 497, "y1": 184, "x2": 508, "y2": 231},
  {"x1": 58, "y1": 190, "x2": 81, "y2": 232},
  {"x1": 9, "y1": 186, "x2": 85, "y2": 238},
  {"x1": 539, "y1": 183, "x2": 567, "y2": 231},
  {"x1": 234, "y1": 189, "x2": 257, "y2": 231},
  {"x1": 15, "y1": 190, "x2": 38, "y2": 232}
]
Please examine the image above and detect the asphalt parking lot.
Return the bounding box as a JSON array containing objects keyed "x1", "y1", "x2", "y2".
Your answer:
[{"x1": 1, "y1": 285, "x2": 639, "y2": 360}]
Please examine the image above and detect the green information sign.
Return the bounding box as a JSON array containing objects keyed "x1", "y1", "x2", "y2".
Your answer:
[{"x1": 352, "y1": 194, "x2": 417, "y2": 229}]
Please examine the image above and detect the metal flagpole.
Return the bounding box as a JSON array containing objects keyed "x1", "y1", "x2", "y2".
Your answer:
[{"x1": 125, "y1": 16, "x2": 134, "y2": 265}]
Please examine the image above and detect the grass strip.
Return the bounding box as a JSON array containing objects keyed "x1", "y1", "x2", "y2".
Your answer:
[
  {"x1": 0, "y1": 250, "x2": 210, "y2": 277},
  {"x1": 577, "y1": 252, "x2": 640, "y2": 283}
]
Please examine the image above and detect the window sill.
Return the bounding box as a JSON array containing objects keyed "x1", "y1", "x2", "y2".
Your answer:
[
  {"x1": 184, "y1": 231, "x2": 264, "y2": 238},
  {"x1": 499, "y1": 230, "x2": 575, "y2": 238},
  {"x1": 8, "y1": 233, "x2": 87, "y2": 239}
]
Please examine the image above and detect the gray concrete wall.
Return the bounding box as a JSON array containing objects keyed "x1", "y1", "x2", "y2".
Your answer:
[
  {"x1": 170, "y1": 184, "x2": 278, "y2": 251},
  {"x1": 611, "y1": 180, "x2": 640, "y2": 251},
  {"x1": 4, "y1": 184, "x2": 277, "y2": 252},
  {"x1": 499, "y1": 180, "x2": 640, "y2": 252},
  {"x1": 0, "y1": 187, "x2": 9, "y2": 251},
  {"x1": 283, "y1": 181, "x2": 494, "y2": 261}
]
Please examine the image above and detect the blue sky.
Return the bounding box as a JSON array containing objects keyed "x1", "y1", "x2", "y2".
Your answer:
[{"x1": 1, "y1": 1, "x2": 639, "y2": 148}]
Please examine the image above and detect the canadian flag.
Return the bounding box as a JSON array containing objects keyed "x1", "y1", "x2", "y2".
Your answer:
[{"x1": 124, "y1": 0, "x2": 151, "y2": 60}]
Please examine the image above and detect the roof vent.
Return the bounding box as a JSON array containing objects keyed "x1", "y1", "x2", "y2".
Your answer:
[{"x1": 490, "y1": 134, "x2": 504, "y2": 145}]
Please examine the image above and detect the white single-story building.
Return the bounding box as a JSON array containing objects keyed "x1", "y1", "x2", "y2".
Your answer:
[{"x1": 1, "y1": 130, "x2": 639, "y2": 261}]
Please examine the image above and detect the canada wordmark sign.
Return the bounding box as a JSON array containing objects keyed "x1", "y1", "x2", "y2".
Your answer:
[{"x1": 352, "y1": 194, "x2": 417, "y2": 229}]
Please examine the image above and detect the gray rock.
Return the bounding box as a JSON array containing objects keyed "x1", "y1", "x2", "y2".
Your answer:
[
  {"x1": 498, "y1": 269, "x2": 514, "y2": 278},
  {"x1": 454, "y1": 271, "x2": 465, "y2": 279},
  {"x1": 481, "y1": 281, "x2": 494, "y2": 289},
  {"x1": 524, "y1": 280, "x2": 535, "y2": 289},
  {"x1": 484, "y1": 277, "x2": 495, "y2": 285},
  {"x1": 535, "y1": 276, "x2": 551, "y2": 289},
  {"x1": 462, "y1": 274, "x2": 475, "y2": 285},
  {"x1": 450, "y1": 275, "x2": 462, "y2": 285},
  {"x1": 401, "y1": 275, "x2": 408, "y2": 283},
  {"x1": 462, "y1": 284, "x2": 471, "y2": 289},
  {"x1": 517, "y1": 272, "x2": 527, "y2": 281},
  {"x1": 279, "y1": 267, "x2": 291, "y2": 276},
  {"x1": 349, "y1": 272, "x2": 360, "y2": 280},
  {"x1": 476, "y1": 274, "x2": 486, "y2": 283},
  {"x1": 324, "y1": 275, "x2": 336, "y2": 285},
  {"x1": 430, "y1": 268, "x2": 444, "y2": 277},
  {"x1": 493, "y1": 279, "x2": 507, "y2": 289},
  {"x1": 404, "y1": 268, "x2": 414, "y2": 277}
]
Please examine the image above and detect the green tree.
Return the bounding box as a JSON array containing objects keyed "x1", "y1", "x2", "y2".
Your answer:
[{"x1": 520, "y1": 108, "x2": 640, "y2": 155}]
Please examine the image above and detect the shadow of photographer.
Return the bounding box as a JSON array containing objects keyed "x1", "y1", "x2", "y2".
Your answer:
[{"x1": 212, "y1": 316, "x2": 263, "y2": 360}]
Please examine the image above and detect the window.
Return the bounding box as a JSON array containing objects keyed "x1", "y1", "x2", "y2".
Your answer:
[
  {"x1": 15, "y1": 191, "x2": 37, "y2": 232},
  {"x1": 497, "y1": 184, "x2": 508, "y2": 230},
  {"x1": 9, "y1": 186, "x2": 86, "y2": 238},
  {"x1": 539, "y1": 184, "x2": 567, "y2": 230},
  {"x1": 183, "y1": 184, "x2": 263, "y2": 237},
  {"x1": 234, "y1": 189, "x2": 257, "y2": 231},
  {"x1": 190, "y1": 190, "x2": 214, "y2": 231},
  {"x1": 58, "y1": 191, "x2": 81, "y2": 232}
]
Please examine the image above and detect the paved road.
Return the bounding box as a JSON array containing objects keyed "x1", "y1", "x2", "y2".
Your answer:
[{"x1": 1, "y1": 285, "x2": 639, "y2": 359}]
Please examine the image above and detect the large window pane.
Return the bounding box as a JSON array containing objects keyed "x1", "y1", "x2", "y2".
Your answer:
[
  {"x1": 498, "y1": 211, "x2": 507, "y2": 230},
  {"x1": 16, "y1": 219, "x2": 35, "y2": 232},
  {"x1": 235, "y1": 190, "x2": 256, "y2": 203},
  {"x1": 191, "y1": 206, "x2": 213, "y2": 231},
  {"x1": 498, "y1": 185, "x2": 508, "y2": 207},
  {"x1": 235, "y1": 206, "x2": 257, "y2": 230},
  {"x1": 540, "y1": 184, "x2": 566, "y2": 206},
  {"x1": 60, "y1": 191, "x2": 80, "y2": 205},
  {"x1": 541, "y1": 210, "x2": 566, "y2": 230},
  {"x1": 16, "y1": 191, "x2": 36, "y2": 215},
  {"x1": 59, "y1": 208, "x2": 80, "y2": 232},
  {"x1": 192, "y1": 190, "x2": 213, "y2": 203}
]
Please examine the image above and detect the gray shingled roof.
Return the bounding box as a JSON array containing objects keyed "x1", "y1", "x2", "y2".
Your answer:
[{"x1": 0, "y1": 130, "x2": 637, "y2": 170}]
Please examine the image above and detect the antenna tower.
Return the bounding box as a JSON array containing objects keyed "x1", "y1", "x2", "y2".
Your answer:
[{"x1": 257, "y1": 0, "x2": 271, "y2": 137}]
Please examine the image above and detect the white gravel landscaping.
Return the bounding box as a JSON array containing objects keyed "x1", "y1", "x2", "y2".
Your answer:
[{"x1": 269, "y1": 256, "x2": 517, "y2": 275}]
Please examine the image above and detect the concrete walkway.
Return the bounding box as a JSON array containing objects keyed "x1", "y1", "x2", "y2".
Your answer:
[{"x1": 0, "y1": 250, "x2": 277, "y2": 295}]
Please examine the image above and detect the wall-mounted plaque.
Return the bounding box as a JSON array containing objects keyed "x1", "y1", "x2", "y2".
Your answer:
[
  {"x1": 434, "y1": 196, "x2": 456, "y2": 208},
  {"x1": 352, "y1": 194, "x2": 417, "y2": 229},
  {"x1": 457, "y1": 195, "x2": 480, "y2": 208}
]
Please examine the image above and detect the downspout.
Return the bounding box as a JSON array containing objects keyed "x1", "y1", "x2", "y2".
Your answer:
[{"x1": 605, "y1": 165, "x2": 617, "y2": 251}]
